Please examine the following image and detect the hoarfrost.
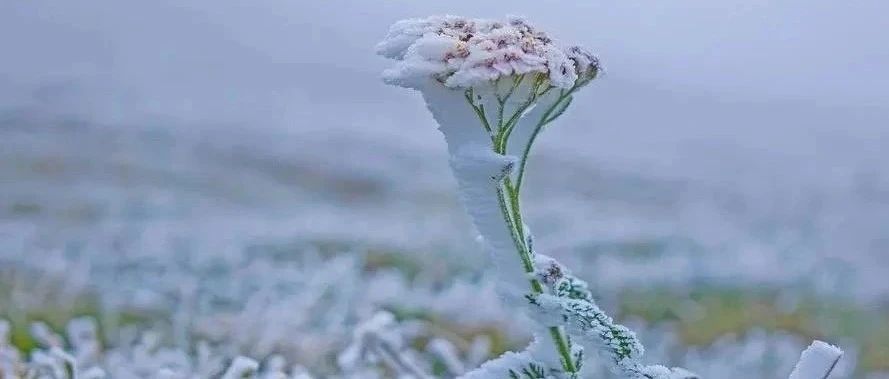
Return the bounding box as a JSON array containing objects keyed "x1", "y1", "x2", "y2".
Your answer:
[{"x1": 788, "y1": 341, "x2": 843, "y2": 379}]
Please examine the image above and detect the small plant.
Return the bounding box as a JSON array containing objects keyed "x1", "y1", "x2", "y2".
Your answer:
[{"x1": 377, "y1": 15, "x2": 843, "y2": 378}]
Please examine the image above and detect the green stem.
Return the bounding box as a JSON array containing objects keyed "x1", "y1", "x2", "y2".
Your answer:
[
  {"x1": 549, "y1": 327, "x2": 577, "y2": 374},
  {"x1": 496, "y1": 86, "x2": 553, "y2": 154},
  {"x1": 504, "y1": 179, "x2": 524, "y2": 247},
  {"x1": 465, "y1": 89, "x2": 493, "y2": 138},
  {"x1": 470, "y1": 88, "x2": 578, "y2": 375},
  {"x1": 515, "y1": 88, "x2": 577, "y2": 194},
  {"x1": 495, "y1": 184, "x2": 537, "y2": 279},
  {"x1": 503, "y1": 178, "x2": 577, "y2": 375}
]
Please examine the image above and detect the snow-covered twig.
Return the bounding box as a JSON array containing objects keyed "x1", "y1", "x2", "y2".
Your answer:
[
  {"x1": 788, "y1": 341, "x2": 843, "y2": 379},
  {"x1": 338, "y1": 311, "x2": 430, "y2": 378},
  {"x1": 221, "y1": 356, "x2": 259, "y2": 379}
]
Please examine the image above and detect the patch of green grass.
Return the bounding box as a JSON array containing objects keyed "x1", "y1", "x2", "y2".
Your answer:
[
  {"x1": 8, "y1": 201, "x2": 42, "y2": 216},
  {"x1": 1, "y1": 269, "x2": 156, "y2": 353},
  {"x1": 385, "y1": 304, "x2": 516, "y2": 360},
  {"x1": 2, "y1": 304, "x2": 155, "y2": 352},
  {"x1": 619, "y1": 286, "x2": 889, "y2": 372}
]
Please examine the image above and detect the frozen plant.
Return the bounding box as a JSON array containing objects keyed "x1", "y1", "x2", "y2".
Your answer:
[
  {"x1": 377, "y1": 15, "x2": 842, "y2": 378},
  {"x1": 376, "y1": 14, "x2": 684, "y2": 378}
]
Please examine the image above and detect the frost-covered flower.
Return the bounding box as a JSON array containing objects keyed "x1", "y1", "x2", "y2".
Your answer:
[
  {"x1": 379, "y1": 14, "x2": 643, "y2": 379},
  {"x1": 378, "y1": 14, "x2": 841, "y2": 379},
  {"x1": 378, "y1": 15, "x2": 597, "y2": 89}
]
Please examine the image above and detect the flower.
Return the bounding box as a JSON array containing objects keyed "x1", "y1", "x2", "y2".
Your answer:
[{"x1": 377, "y1": 15, "x2": 596, "y2": 89}]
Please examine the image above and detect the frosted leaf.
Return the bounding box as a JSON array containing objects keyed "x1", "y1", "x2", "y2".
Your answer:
[
  {"x1": 67, "y1": 317, "x2": 102, "y2": 367},
  {"x1": 30, "y1": 321, "x2": 63, "y2": 348},
  {"x1": 427, "y1": 338, "x2": 465, "y2": 375},
  {"x1": 222, "y1": 356, "x2": 259, "y2": 379},
  {"x1": 459, "y1": 349, "x2": 553, "y2": 379},
  {"x1": 290, "y1": 365, "x2": 314, "y2": 379},
  {"x1": 262, "y1": 355, "x2": 288, "y2": 379},
  {"x1": 66, "y1": 317, "x2": 99, "y2": 347},
  {"x1": 533, "y1": 255, "x2": 594, "y2": 303},
  {"x1": 80, "y1": 366, "x2": 108, "y2": 379},
  {"x1": 339, "y1": 312, "x2": 430, "y2": 378},
  {"x1": 527, "y1": 293, "x2": 694, "y2": 379},
  {"x1": 338, "y1": 311, "x2": 398, "y2": 371},
  {"x1": 788, "y1": 341, "x2": 843, "y2": 379}
]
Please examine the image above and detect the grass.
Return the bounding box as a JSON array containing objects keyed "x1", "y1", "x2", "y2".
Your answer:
[
  {"x1": 0, "y1": 269, "x2": 155, "y2": 353},
  {"x1": 5, "y1": 244, "x2": 887, "y2": 375},
  {"x1": 619, "y1": 286, "x2": 889, "y2": 372}
]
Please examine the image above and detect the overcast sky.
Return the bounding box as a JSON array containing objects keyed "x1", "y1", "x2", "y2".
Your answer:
[
  {"x1": 1, "y1": 1, "x2": 886, "y2": 180},
  {"x1": 3, "y1": 1, "x2": 887, "y2": 110}
]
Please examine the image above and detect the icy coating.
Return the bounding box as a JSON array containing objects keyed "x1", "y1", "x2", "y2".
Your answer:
[{"x1": 377, "y1": 15, "x2": 596, "y2": 89}]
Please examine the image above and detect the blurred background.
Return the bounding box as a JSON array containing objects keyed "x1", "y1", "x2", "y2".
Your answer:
[{"x1": 1, "y1": 1, "x2": 887, "y2": 377}]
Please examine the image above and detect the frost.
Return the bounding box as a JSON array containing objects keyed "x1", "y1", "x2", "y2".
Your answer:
[
  {"x1": 530, "y1": 239, "x2": 707, "y2": 379},
  {"x1": 338, "y1": 311, "x2": 430, "y2": 379},
  {"x1": 427, "y1": 338, "x2": 465, "y2": 376},
  {"x1": 788, "y1": 341, "x2": 843, "y2": 379},
  {"x1": 458, "y1": 350, "x2": 548, "y2": 379}
]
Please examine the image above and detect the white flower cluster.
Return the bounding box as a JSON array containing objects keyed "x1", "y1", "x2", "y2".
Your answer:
[{"x1": 377, "y1": 15, "x2": 598, "y2": 89}]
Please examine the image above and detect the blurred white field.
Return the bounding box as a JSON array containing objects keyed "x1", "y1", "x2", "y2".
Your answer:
[
  {"x1": 3, "y1": 91, "x2": 887, "y2": 301},
  {"x1": 2, "y1": 107, "x2": 887, "y2": 376}
]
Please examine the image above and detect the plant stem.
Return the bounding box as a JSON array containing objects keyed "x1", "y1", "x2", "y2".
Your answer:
[
  {"x1": 548, "y1": 327, "x2": 576, "y2": 374},
  {"x1": 471, "y1": 89, "x2": 579, "y2": 375},
  {"x1": 505, "y1": 179, "x2": 578, "y2": 375},
  {"x1": 515, "y1": 88, "x2": 576, "y2": 194},
  {"x1": 495, "y1": 184, "x2": 537, "y2": 283}
]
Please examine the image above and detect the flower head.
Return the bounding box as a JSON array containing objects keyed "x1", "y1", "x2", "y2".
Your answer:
[{"x1": 377, "y1": 15, "x2": 597, "y2": 89}]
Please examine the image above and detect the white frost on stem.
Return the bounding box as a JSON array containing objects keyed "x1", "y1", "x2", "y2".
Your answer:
[
  {"x1": 457, "y1": 349, "x2": 546, "y2": 379},
  {"x1": 427, "y1": 338, "x2": 466, "y2": 376},
  {"x1": 448, "y1": 142, "x2": 527, "y2": 291},
  {"x1": 788, "y1": 341, "x2": 843, "y2": 379},
  {"x1": 339, "y1": 311, "x2": 430, "y2": 379}
]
